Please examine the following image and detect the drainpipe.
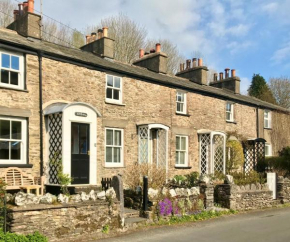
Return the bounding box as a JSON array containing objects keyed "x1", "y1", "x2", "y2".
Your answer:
[
  {"x1": 256, "y1": 107, "x2": 259, "y2": 138},
  {"x1": 38, "y1": 51, "x2": 44, "y2": 176}
]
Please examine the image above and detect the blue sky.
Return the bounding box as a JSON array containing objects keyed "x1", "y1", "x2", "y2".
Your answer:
[{"x1": 34, "y1": 0, "x2": 290, "y2": 94}]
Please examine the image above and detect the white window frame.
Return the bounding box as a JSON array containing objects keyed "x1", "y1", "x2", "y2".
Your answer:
[
  {"x1": 0, "y1": 49, "x2": 24, "y2": 90},
  {"x1": 226, "y1": 102, "x2": 234, "y2": 122},
  {"x1": 105, "y1": 74, "x2": 122, "y2": 104},
  {"x1": 175, "y1": 135, "x2": 188, "y2": 167},
  {"x1": 0, "y1": 116, "x2": 27, "y2": 164},
  {"x1": 176, "y1": 91, "x2": 187, "y2": 114},
  {"x1": 264, "y1": 110, "x2": 271, "y2": 128},
  {"x1": 265, "y1": 143, "x2": 272, "y2": 157},
  {"x1": 105, "y1": 128, "x2": 124, "y2": 167}
]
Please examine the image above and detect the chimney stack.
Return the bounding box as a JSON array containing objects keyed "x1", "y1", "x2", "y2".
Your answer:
[
  {"x1": 213, "y1": 73, "x2": 218, "y2": 82},
  {"x1": 210, "y1": 68, "x2": 240, "y2": 94},
  {"x1": 176, "y1": 56, "x2": 208, "y2": 85},
  {"x1": 180, "y1": 63, "x2": 184, "y2": 72},
  {"x1": 7, "y1": 0, "x2": 41, "y2": 39},
  {"x1": 81, "y1": 27, "x2": 115, "y2": 59},
  {"x1": 133, "y1": 43, "x2": 168, "y2": 74}
]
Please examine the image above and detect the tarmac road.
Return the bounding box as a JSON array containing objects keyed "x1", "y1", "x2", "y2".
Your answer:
[{"x1": 100, "y1": 207, "x2": 290, "y2": 242}]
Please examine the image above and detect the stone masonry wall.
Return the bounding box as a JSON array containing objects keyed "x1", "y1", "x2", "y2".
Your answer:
[
  {"x1": 277, "y1": 177, "x2": 290, "y2": 203},
  {"x1": 215, "y1": 183, "x2": 278, "y2": 210},
  {"x1": 1, "y1": 52, "x2": 290, "y2": 185},
  {"x1": 7, "y1": 200, "x2": 120, "y2": 241}
]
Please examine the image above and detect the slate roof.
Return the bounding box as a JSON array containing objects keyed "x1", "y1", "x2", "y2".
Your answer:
[{"x1": 0, "y1": 28, "x2": 288, "y2": 113}]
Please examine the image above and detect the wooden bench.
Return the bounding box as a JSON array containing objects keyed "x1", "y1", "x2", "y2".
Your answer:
[{"x1": 0, "y1": 167, "x2": 45, "y2": 196}]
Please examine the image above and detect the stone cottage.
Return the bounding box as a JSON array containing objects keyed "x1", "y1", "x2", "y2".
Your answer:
[{"x1": 0, "y1": 0, "x2": 289, "y2": 189}]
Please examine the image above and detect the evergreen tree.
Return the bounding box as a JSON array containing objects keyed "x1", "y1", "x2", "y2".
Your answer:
[{"x1": 248, "y1": 74, "x2": 276, "y2": 104}]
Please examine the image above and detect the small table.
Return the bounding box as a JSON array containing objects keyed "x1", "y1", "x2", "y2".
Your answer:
[{"x1": 20, "y1": 185, "x2": 42, "y2": 196}]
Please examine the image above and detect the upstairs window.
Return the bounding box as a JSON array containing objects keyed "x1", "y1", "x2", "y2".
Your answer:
[
  {"x1": 0, "y1": 51, "x2": 24, "y2": 89},
  {"x1": 105, "y1": 128, "x2": 123, "y2": 167},
  {"x1": 264, "y1": 110, "x2": 271, "y2": 128},
  {"x1": 106, "y1": 75, "x2": 122, "y2": 104},
  {"x1": 226, "y1": 102, "x2": 234, "y2": 122},
  {"x1": 265, "y1": 143, "x2": 272, "y2": 157},
  {"x1": 0, "y1": 117, "x2": 27, "y2": 164},
  {"x1": 176, "y1": 92, "x2": 186, "y2": 114},
  {"x1": 175, "y1": 135, "x2": 188, "y2": 167}
]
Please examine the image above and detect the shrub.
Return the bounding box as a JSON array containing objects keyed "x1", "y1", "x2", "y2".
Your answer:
[
  {"x1": 123, "y1": 163, "x2": 166, "y2": 189},
  {"x1": 171, "y1": 172, "x2": 199, "y2": 188},
  {"x1": 230, "y1": 171, "x2": 266, "y2": 185},
  {"x1": 226, "y1": 140, "x2": 244, "y2": 173},
  {"x1": 0, "y1": 231, "x2": 47, "y2": 242}
]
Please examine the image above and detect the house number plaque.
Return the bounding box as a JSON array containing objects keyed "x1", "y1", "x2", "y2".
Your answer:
[{"x1": 75, "y1": 112, "x2": 87, "y2": 117}]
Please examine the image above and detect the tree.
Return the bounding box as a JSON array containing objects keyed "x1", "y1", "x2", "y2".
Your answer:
[
  {"x1": 248, "y1": 74, "x2": 276, "y2": 104},
  {"x1": 0, "y1": 0, "x2": 16, "y2": 28},
  {"x1": 145, "y1": 39, "x2": 184, "y2": 74},
  {"x1": 269, "y1": 76, "x2": 290, "y2": 109},
  {"x1": 87, "y1": 13, "x2": 147, "y2": 64}
]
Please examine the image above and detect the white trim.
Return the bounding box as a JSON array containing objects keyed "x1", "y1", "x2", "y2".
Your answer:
[
  {"x1": 176, "y1": 91, "x2": 187, "y2": 114},
  {"x1": 105, "y1": 74, "x2": 123, "y2": 104},
  {"x1": 0, "y1": 49, "x2": 24, "y2": 90},
  {"x1": 226, "y1": 102, "x2": 234, "y2": 122},
  {"x1": 264, "y1": 110, "x2": 271, "y2": 128},
  {"x1": 148, "y1": 123, "x2": 169, "y2": 131},
  {"x1": 105, "y1": 127, "x2": 124, "y2": 167},
  {"x1": 0, "y1": 116, "x2": 27, "y2": 164},
  {"x1": 265, "y1": 143, "x2": 272, "y2": 157},
  {"x1": 175, "y1": 135, "x2": 188, "y2": 167}
]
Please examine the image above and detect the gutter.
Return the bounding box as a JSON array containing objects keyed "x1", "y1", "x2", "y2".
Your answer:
[
  {"x1": 256, "y1": 107, "x2": 259, "y2": 138},
  {"x1": 38, "y1": 51, "x2": 44, "y2": 176}
]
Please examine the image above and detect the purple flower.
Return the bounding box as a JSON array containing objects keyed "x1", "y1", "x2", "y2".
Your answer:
[{"x1": 159, "y1": 198, "x2": 173, "y2": 216}]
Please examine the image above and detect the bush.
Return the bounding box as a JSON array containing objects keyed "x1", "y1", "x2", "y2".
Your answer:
[
  {"x1": 123, "y1": 163, "x2": 166, "y2": 189},
  {"x1": 226, "y1": 140, "x2": 244, "y2": 173},
  {"x1": 171, "y1": 172, "x2": 199, "y2": 188},
  {"x1": 230, "y1": 171, "x2": 266, "y2": 185},
  {"x1": 0, "y1": 231, "x2": 47, "y2": 242}
]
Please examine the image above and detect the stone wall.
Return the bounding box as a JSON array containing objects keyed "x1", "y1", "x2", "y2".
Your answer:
[
  {"x1": 7, "y1": 200, "x2": 120, "y2": 241},
  {"x1": 277, "y1": 177, "x2": 290, "y2": 203},
  {"x1": 215, "y1": 183, "x2": 278, "y2": 210}
]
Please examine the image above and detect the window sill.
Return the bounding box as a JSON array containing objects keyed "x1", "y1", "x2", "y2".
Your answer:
[
  {"x1": 176, "y1": 112, "x2": 190, "y2": 117},
  {"x1": 175, "y1": 166, "x2": 192, "y2": 169},
  {"x1": 105, "y1": 101, "x2": 126, "y2": 106},
  {"x1": 0, "y1": 86, "x2": 28, "y2": 92},
  {"x1": 226, "y1": 120, "x2": 237, "y2": 124},
  {"x1": 0, "y1": 164, "x2": 33, "y2": 168},
  {"x1": 264, "y1": 127, "x2": 272, "y2": 130}
]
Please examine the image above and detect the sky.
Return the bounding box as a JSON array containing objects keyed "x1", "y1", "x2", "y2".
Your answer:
[{"x1": 33, "y1": 0, "x2": 290, "y2": 94}]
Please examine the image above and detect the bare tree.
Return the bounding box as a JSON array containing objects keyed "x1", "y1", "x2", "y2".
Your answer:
[
  {"x1": 87, "y1": 13, "x2": 147, "y2": 64},
  {"x1": 0, "y1": 0, "x2": 16, "y2": 27},
  {"x1": 269, "y1": 76, "x2": 290, "y2": 109},
  {"x1": 145, "y1": 39, "x2": 184, "y2": 74}
]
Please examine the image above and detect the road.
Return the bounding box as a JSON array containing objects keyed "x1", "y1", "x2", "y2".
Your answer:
[{"x1": 100, "y1": 207, "x2": 290, "y2": 242}]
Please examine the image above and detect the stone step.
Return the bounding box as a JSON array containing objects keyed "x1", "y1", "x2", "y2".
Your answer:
[
  {"x1": 124, "y1": 208, "x2": 140, "y2": 218},
  {"x1": 124, "y1": 217, "x2": 148, "y2": 227}
]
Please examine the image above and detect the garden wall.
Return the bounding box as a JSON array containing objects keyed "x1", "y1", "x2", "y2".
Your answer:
[
  {"x1": 215, "y1": 183, "x2": 278, "y2": 210},
  {"x1": 7, "y1": 200, "x2": 120, "y2": 241},
  {"x1": 277, "y1": 177, "x2": 290, "y2": 203}
]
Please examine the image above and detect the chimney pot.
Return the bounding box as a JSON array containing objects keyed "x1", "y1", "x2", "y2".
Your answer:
[
  {"x1": 180, "y1": 63, "x2": 184, "y2": 72},
  {"x1": 225, "y1": 68, "x2": 230, "y2": 78},
  {"x1": 27, "y1": 0, "x2": 34, "y2": 13},
  {"x1": 156, "y1": 43, "x2": 161, "y2": 52},
  {"x1": 97, "y1": 29, "x2": 103, "y2": 39},
  {"x1": 86, "y1": 35, "x2": 91, "y2": 44},
  {"x1": 198, "y1": 58, "x2": 203, "y2": 67},
  {"x1": 139, "y1": 49, "x2": 144, "y2": 58},
  {"x1": 150, "y1": 49, "x2": 155, "y2": 53},
  {"x1": 23, "y1": 1, "x2": 28, "y2": 12},
  {"x1": 231, "y1": 69, "x2": 236, "y2": 77},
  {"x1": 13, "y1": 10, "x2": 19, "y2": 20},
  {"x1": 186, "y1": 59, "x2": 191, "y2": 69},
  {"x1": 213, "y1": 73, "x2": 218, "y2": 82},
  {"x1": 103, "y1": 27, "x2": 108, "y2": 38},
  {"x1": 219, "y1": 72, "x2": 224, "y2": 80},
  {"x1": 18, "y1": 3, "x2": 23, "y2": 15},
  {"x1": 192, "y1": 58, "x2": 197, "y2": 67}
]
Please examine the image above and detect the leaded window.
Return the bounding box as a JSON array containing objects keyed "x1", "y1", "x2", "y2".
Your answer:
[
  {"x1": 106, "y1": 75, "x2": 122, "y2": 103},
  {"x1": 0, "y1": 51, "x2": 24, "y2": 89},
  {"x1": 0, "y1": 117, "x2": 26, "y2": 164},
  {"x1": 105, "y1": 128, "x2": 123, "y2": 166}
]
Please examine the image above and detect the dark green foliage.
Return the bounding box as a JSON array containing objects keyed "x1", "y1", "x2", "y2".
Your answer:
[
  {"x1": 265, "y1": 147, "x2": 290, "y2": 176},
  {"x1": 230, "y1": 171, "x2": 266, "y2": 185},
  {"x1": 0, "y1": 231, "x2": 47, "y2": 242},
  {"x1": 248, "y1": 74, "x2": 276, "y2": 104},
  {"x1": 171, "y1": 172, "x2": 199, "y2": 188}
]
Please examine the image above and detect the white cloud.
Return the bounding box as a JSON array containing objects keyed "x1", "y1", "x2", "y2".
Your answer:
[
  {"x1": 227, "y1": 41, "x2": 254, "y2": 55},
  {"x1": 262, "y1": 2, "x2": 278, "y2": 14},
  {"x1": 271, "y1": 41, "x2": 290, "y2": 64}
]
